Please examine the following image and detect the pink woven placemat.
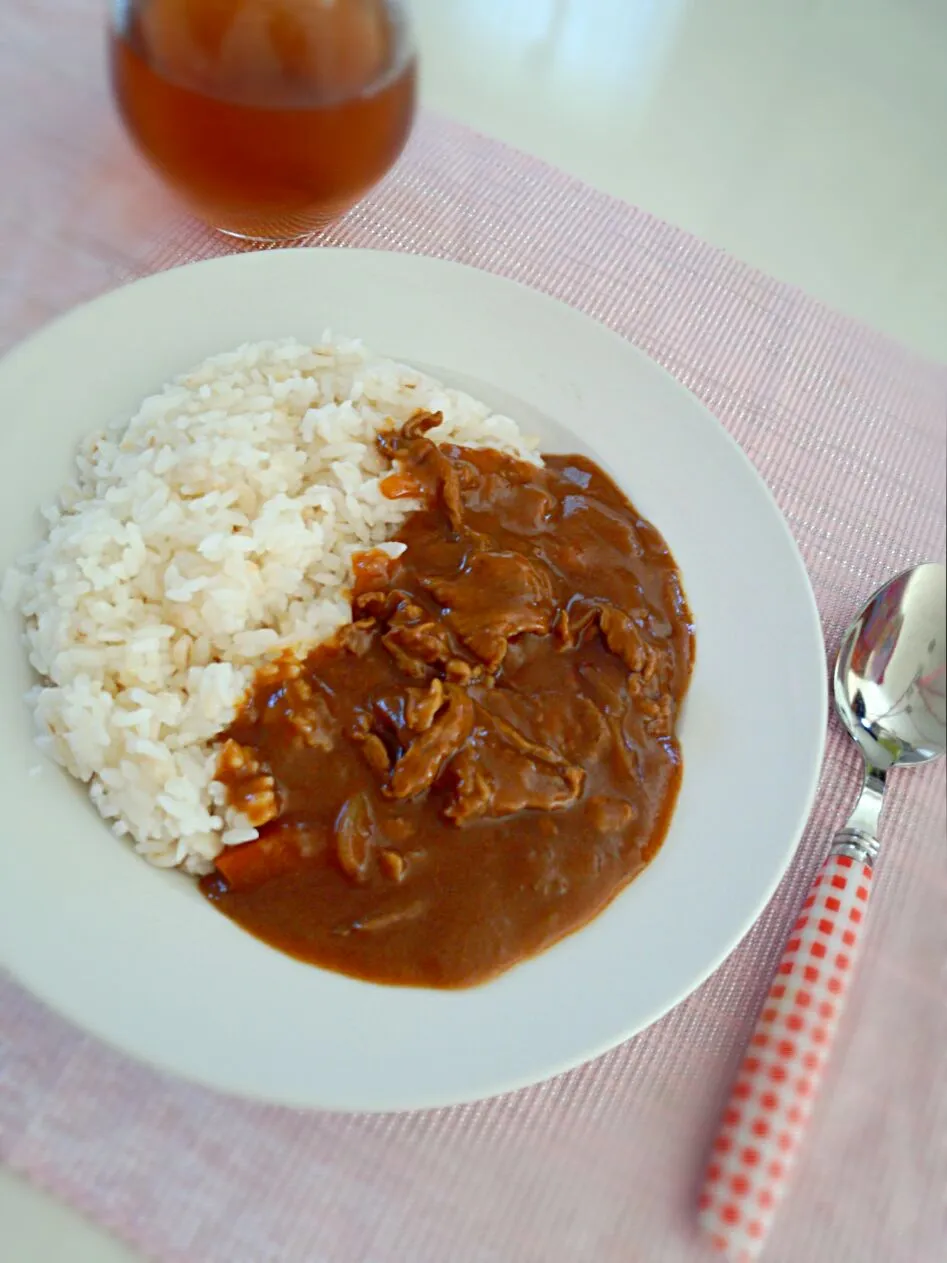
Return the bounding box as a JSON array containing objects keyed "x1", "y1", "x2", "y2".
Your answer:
[{"x1": 2, "y1": 7, "x2": 946, "y2": 1262}]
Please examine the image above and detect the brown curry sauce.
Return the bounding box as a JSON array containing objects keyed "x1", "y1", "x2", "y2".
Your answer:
[{"x1": 202, "y1": 415, "x2": 694, "y2": 987}]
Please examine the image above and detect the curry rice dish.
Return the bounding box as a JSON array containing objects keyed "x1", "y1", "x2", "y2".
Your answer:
[{"x1": 6, "y1": 337, "x2": 693, "y2": 988}]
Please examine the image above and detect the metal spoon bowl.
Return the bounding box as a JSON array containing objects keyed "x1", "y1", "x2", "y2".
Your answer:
[{"x1": 832, "y1": 561, "x2": 946, "y2": 864}]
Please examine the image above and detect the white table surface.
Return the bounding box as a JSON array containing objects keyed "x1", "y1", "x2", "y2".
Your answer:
[{"x1": 3, "y1": 0, "x2": 946, "y2": 1258}]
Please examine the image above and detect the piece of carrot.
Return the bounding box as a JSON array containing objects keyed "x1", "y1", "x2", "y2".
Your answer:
[
  {"x1": 214, "y1": 830, "x2": 307, "y2": 892},
  {"x1": 379, "y1": 472, "x2": 423, "y2": 500}
]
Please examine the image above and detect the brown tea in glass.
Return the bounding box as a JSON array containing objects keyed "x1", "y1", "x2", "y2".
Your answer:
[{"x1": 109, "y1": 0, "x2": 416, "y2": 240}]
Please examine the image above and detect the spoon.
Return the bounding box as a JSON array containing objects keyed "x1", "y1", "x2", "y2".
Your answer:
[{"x1": 699, "y1": 561, "x2": 947, "y2": 1261}]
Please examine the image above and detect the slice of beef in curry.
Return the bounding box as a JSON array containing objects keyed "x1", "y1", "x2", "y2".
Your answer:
[
  {"x1": 422, "y1": 550, "x2": 555, "y2": 672},
  {"x1": 377, "y1": 411, "x2": 469, "y2": 535},
  {"x1": 379, "y1": 414, "x2": 558, "y2": 672}
]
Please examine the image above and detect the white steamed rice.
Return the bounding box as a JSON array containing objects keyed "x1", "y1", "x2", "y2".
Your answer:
[{"x1": 3, "y1": 336, "x2": 538, "y2": 873}]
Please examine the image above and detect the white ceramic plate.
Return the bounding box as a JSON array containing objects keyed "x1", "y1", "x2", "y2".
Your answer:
[{"x1": 0, "y1": 249, "x2": 826, "y2": 1112}]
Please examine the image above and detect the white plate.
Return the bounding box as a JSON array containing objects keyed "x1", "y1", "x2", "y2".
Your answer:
[{"x1": 0, "y1": 249, "x2": 825, "y2": 1112}]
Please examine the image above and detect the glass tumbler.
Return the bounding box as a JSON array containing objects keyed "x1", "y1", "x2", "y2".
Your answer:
[{"x1": 110, "y1": 0, "x2": 416, "y2": 241}]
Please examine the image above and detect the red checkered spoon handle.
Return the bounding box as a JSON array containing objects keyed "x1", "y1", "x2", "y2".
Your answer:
[{"x1": 697, "y1": 852, "x2": 873, "y2": 1261}]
